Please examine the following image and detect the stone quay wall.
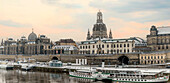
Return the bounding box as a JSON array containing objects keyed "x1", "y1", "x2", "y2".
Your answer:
[
  {"x1": 0, "y1": 53, "x2": 140, "y2": 65},
  {"x1": 1, "y1": 52, "x2": 170, "y2": 65}
]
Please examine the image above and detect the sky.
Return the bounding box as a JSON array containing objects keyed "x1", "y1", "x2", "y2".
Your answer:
[{"x1": 0, "y1": 0, "x2": 170, "y2": 42}]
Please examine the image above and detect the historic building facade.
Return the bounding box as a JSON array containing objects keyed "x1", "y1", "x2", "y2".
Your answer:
[
  {"x1": 79, "y1": 37, "x2": 146, "y2": 54},
  {"x1": 51, "y1": 39, "x2": 79, "y2": 54},
  {"x1": 80, "y1": 11, "x2": 146, "y2": 54},
  {"x1": 140, "y1": 52, "x2": 166, "y2": 64},
  {"x1": 0, "y1": 30, "x2": 51, "y2": 55},
  {"x1": 86, "y1": 11, "x2": 112, "y2": 40},
  {"x1": 147, "y1": 26, "x2": 170, "y2": 51}
]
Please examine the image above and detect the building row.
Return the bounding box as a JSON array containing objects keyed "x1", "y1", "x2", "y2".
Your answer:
[{"x1": 0, "y1": 11, "x2": 170, "y2": 56}]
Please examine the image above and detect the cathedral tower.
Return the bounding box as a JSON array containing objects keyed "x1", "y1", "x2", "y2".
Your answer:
[{"x1": 90, "y1": 10, "x2": 108, "y2": 40}]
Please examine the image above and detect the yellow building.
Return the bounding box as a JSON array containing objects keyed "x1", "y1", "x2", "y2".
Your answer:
[{"x1": 140, "y1": 53, "x2": 166, "y2": 64}]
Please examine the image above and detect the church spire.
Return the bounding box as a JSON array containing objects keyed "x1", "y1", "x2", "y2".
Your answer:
[
  {"x1": 97, "y1": 10, "x2": 103, "y2": 23},
  {"x1": 109, "y1": 29, "x2": 113, "y2": 39},
  {"x1": 86, "y1": 29, "x2": 91, "y2": 40}
]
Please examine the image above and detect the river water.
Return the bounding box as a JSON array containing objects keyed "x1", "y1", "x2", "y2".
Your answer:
[{"x1": 0, "y1": 69, "x2": 169, "y2": 83}]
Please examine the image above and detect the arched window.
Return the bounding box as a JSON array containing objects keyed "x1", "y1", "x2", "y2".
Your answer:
[
  {"x1": 124, "y1": 44, "x2": 126, "y2": 47},
  {"x1": 166, "y1": 45, "x2": 168, "y2": 49},
  {"x1": 166, "y1": 39, "x2": 169, "y2": 43}
]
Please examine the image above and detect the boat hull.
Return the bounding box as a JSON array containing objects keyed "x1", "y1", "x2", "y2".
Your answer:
[
  {"x1": 69, "y1": 74, "x2": 95, "y2": 79},
  {"x1": 111, "y1": 77, "x2": 169, "y2": 83}
]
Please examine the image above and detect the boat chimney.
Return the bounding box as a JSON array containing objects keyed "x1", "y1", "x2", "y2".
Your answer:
[{"x1": 102, "y1": 60, "x2": 105, "y2": 68}]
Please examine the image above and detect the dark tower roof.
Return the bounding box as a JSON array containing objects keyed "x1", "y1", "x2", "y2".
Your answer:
[
  {"x1": 109, "y1": 29, "x2": 113, "y2": 39},
  {"x1": 86, "y1": 29, "x2": 91, "y2": 40},
  {"x1": 150, "y1": 25, "x2": 157, "y2": 31}
]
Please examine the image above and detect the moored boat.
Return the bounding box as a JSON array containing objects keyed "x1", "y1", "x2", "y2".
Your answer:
[
  {"x1": 96, "y1": 67, "x2": 169, "y2": 83},
  {"x1": 0, "y1": 61, "x2": 14, "y2": 70},
  {"x1": 69, "y1": 69, "x2": 95, "y2": 79}
]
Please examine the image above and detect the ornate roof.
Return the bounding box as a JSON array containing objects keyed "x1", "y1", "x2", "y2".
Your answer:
[
  {"x1": 150, "y1": 25, "x2": 157, "y2": 31},
  {"x1": 28, "y1": 31, "x2": 37, "y2": 41}
]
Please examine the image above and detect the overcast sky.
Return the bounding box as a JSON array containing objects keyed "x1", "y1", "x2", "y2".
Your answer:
[{"x1": 0, "y1": 0, "x2": 170, "y2": 41}]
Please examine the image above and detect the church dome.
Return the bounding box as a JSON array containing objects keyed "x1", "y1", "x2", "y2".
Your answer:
[{"x1": 28, "y1": 32, "x2": 37, "y2": 41}]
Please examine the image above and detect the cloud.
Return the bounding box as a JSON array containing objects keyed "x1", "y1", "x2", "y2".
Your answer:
[
  {"x1": 0, "y1": 20, "x2": 32, "y2": 28},
  {"x1": 41, "y1": 0, "x2": 82, "y2": 8},
  {"x1": 89, "y1": 0, "x2": 170, "y2": 22}
]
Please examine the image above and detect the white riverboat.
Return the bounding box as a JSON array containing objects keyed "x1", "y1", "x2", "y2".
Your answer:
[
  {"x1": 18, "y1": 60, "x2": 36, "y2": 71},
  {"x1": 21, "y1": 64, "x2": 35, "y2": 71},
  {"x1": 96, "y1": 67, "x2": 169, "y2": 83},
  {"x1": 69, "y1": 68, "x2": 110, "y2": 80}
]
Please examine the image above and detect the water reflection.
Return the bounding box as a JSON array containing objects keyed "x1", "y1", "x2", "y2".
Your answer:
[
  {"x1": 0, "y1": 69, "x2": 105, "y2": 83},
  {"x1": 0, "y1": 70, "x2": 168, "y2": 83}
]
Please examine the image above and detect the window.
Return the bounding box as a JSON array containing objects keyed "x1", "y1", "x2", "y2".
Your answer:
[
  {"x1": 102, "y1": 44, "x2": 104, "y2": 48},
  {"x1": 120, "y1": 44, "x2": 122, "y2": 47},
  {"x1": 111, "y1": 50, "x2": 113, "y2": 54},
  {"x1": 154, "y1": 56, "x2": 156, "y2": 59},
  {"x1": 111, "y1": 44, "x2": 113, "y2": 48},
  {"x1": 161, "y1": 56, "x2": 163, "y2": 59},
  {"x1": 93, "y1": 45, "x2": 95, "y2": 48},
  {"x1": 120, "y1": 50, "x2": 122, "y2": 53},
  {"x1": 86, "y1": 46, "x2": 87, "y2": 49},
  {"x1": 141, "y1": 56, "x2": 143, "y2": 59},
  {"x1": 124, "y1": 49, "x2": 126, "y2": 53},
  {"x1": 162, "y1": 45, "x2": 164, "y2": 49},
  {"x1": 151, "y1": 56, "x2": 153, "y2": 59},
  {"x1": 145, "y1": 56, "x2": 146, "y2": 59},
  {"x1": 80, "y1": 46, "x2": 82, "y2": 49},
  {"x1": 117, "y1": 44, "x2": 119, "y2": 48},
  {"x1": 107, "y1": 44, "x2": 109, "y2": 48},
  {"x1": 117, "y1": 50, "x2": 119, "y2": 54},
  {"x1": 158, "y1": 46, "x2": 160, "y2": 50},
  {"x1": 166, "y1": 45, "x2": 168, "y2": 49},
  {"x1": 96, "y1": 45, "x2": 98, "y2": 48},
  {"x1": 114, "y1": 44, "x2": 115, "y2": 48},
  {"x1": 83, "y1": 46, "x2": 85, "y2": 49},
  {"x1": 124, "y1": 44, "x2": 126, "y2": 47},
  {"x1": 148, "y1": 56, "x2": 150, "y2": 59},
  {"x1": 89, "y1": 46, "x2": 90, "y2": 49},
  {"x1": 166, "y1": 39, "x2": 169, "y2": 43},
  {"x1": 158, "y1": 56, "x2": 159, "y2": 59},
  {"x1": 127, "y1": 44, "x2": 129, "y2": 47},
  {"x1": 92, "y1": 50, "x2": 94, "y2": 54},
  {"x1": 127, "y1": 49, "x2": 129, "y2": 53},
  {"x1": 107, "y1": 50, "x2": 109, "y2": 54},
  {"x1": 114, "y1": 50, "x2": 116, "y2": 53},
  {"x1": 158, "y1": 39, "x2": 161, "y2": 44}
]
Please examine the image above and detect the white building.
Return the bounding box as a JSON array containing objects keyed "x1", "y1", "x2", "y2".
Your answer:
[
  {"x1": 53, "y1": 45, "x2": 78, "y2": 54},
  {"x1": 78, "y1": 37, "x2": 146, "y2": 54}
]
